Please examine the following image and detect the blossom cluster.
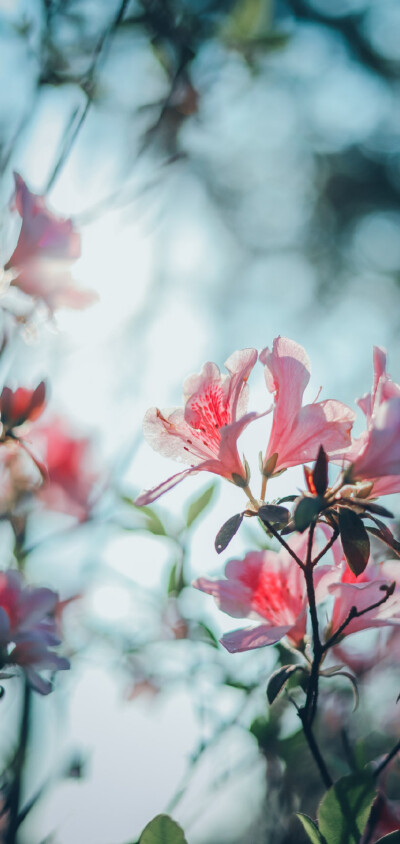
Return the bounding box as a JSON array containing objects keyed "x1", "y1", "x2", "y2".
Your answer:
[
  {"x1": 0, "y1": 175, "x2": 100, "y2": 694},
  {"x1": 137, "y1": 336, "x2": 400, "y2": 655}
]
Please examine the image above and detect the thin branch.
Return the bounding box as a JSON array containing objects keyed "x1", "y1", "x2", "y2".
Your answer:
[
  {"x1": 373, "y1": 736, "x2": 400, "y2": 779},
  {"x1": 322, "y1": 583, "x2": 395, "y2": 652},
  {"x1": 258, "y1": 516, "x2": 305, "y2": 569},
  {"x1": 312, "y1": 528, "x2": 339, "y2": 567},
  {"x1": 45, "y1": 0, "x2": 130, "y2": 193}
]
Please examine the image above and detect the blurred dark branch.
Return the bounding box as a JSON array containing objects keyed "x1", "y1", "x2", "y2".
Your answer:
[{"x1": 44, "y1": 0, "x2": 130, "y2": 193}]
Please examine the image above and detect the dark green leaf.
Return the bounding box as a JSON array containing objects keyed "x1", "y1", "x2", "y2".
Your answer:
[
  {"x1": 339, "y1": 508, "x2": 370, "y2": 576},
  {"x1": 352, "y1": 500, "x2": 394, "y2": 519},
  {"x1": 277, "y1": 494, "x2": 297, "y2": 504},
  {"x1": 267, "y1": 664, "x2": 306, "y2": 704},
  {"x1": 366, "y1": 522, "x2": 400, "y2": 558},
  {"x1": 185, "y1": 484, "x2": 216, "y2": 528},
  {"x1": 139, "y1": 814, "x2": 188, "y2": 844},
  {"x1": 374, "y1": 833, "x2": 400, "y2": 843},
  {"x1": 297, "y1": 814, "x2": 326, "y2": 844},
  {"x1": 215, "y1": 513, "x2": 244, "y2": 553},
  {"x1": 312, "y1": 446, "x2": 328, "y2": 496},
  {"x1": 294, "y1": 496, "x2": 323, "y2": 533},
  {"x1": 258, "y1": 504, "x2": 290, "y2": 528},
  {"x1": 318, "y1": 772, "x2": 376, "y2": 844}
]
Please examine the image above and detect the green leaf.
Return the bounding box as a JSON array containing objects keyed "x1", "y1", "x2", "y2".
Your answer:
[
  {"x1": 124, "y1": 498, "x2": 167, "y2": 537},
  {"x1": 318, "y1": 772, "x2": 376, "y2": 844},
  {"x1": 185, "y1": 484, "x2": 216, "y2": 528},
  {"x1": 294, "y1": 496, "x2": 323, "y2": 532},
  {"x1": 167, "y1": 562, "x2": 185, "y2": 596},
  {"x1": 374, "y1": 834, "x2": 400, "y2": 843},
  {"x1": 222, "y1": 0, "x2": 272, "y2": 41},
  {"x1": 297, "y1": 814, "x2": 326, "y2": 844},
  {"x1": 339, "y1": 508, "x2": 370, "y2": 576},
  {"x1": 215, "y1": 513, "x2": 244, "y2": 553},
  {"x1": 139, "y1": 814, "x2": 188, "y2": 844},
  {"x1": 266, "y1": 664, "x2": 306, "y2": 704}
]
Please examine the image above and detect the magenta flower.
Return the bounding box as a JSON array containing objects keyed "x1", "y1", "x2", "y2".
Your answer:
[
  {"x1": 328, "y1": 559, "x2": 400, "y2": 640},
  {"x1": 260, "y1": 337, "x2": 355, "y2": 475},
  {"x1": 347, "y1": 347, "x2": 400, "y2": 491},
  {"x1": 0, "y1": 570, "x2": 69, "y2": 694},
  {"x1": 136, "y1": 348, "x2": 259, "y2": 505},
  {"x1": 194, "y1": 534, "x2": 336, "y2": 653}
]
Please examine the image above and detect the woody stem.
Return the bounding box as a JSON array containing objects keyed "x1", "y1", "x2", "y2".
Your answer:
[{"x1": 298, "y1": 523, "x2": 333, "y2": 788}]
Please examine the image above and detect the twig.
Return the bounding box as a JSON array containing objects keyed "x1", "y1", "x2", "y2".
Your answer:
[
  {"x1": 45, "y1": 0, "x2": 130, "y2": 193},
  {"x1": 322, "y1": 584, "x2": 395, "y2": 652},
  {"x1": 373, "y1": 736, "x2": 400, "y2": 779},
  {"x1": 257, "y1": 516, "x2": 305, "y2": 569}
]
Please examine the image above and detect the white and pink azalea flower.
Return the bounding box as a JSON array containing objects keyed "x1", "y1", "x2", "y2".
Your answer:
[
  {"x1": 194, "y1": 534, "x2": 336, "y2": 653},
  {"x1": 0, "y1": 570, "x2": 69, "y2": 694},
  {"x1": 136, "y1": 348, "x2": 259, "y2": 506},
  {"x1": 260, "y1": 337, "x2": 355, "y2": 475},
  {"x1": 346, "y1": 347, "x2": 400, "y2": 492}
]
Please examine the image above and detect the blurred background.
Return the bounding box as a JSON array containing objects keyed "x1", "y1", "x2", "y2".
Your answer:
[{"x1": 1, "y1": 0, "x2": 400, "y2": 842}]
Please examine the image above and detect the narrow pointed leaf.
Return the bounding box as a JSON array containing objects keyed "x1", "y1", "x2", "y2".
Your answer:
[
  {"x1": 186, "y1": 484, "x2": 216, "y2": 528},
  {"x1": 352, "y1": 500, "x2": 394, "y2": 519},
  {"x1": 267, "y1": 664, "x2": 305, "y2": 704},
  {"x1": 339, "y1": 507, "x2": 370, "y2": 576},
  {"x1": 312, "y1": 446, "x2": 328, "y2": 496},
  {"x1": 294, "y1": 496, "x2": 323, "y2": 533},
  {"x1": 297, "y1": 814, "x2": 326, "y2": 844},
  {"x1": 139, "y1": 814, "x2": 188, "y2": 844},
  {"x1": 318, "y1": 772, "x2": 376, "y2": 844},
  {"x1": 215, "y1": 512, "x2": 244, "y2": 554}
]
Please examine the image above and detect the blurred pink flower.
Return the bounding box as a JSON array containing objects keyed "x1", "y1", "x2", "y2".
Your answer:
[
  {"x1": 362, "y1": 793, "x2": 400, "y2": 843},
  {"x1": 194, "y1": 534, "x2": 336, "y2": 653},
  {"x1": 328, "y1": 559, "x2": 400, "y2": 639},
  {"x1": 348, "y1": 348, "x2": 400, "y2": 491},
  {"x1": 0, "y1": 570, "x2": 69, "y2": 694},
  {"x1": 5, "y1": 173, "x2": 96, "y2": 313},
  {"x1": 0, "y1": 382, "x2": 46, "y2": 435},
  {"x1": 136, "y1": 348, "x2": 259, "y2": 505},
  {"x1": 10, "y1": 261, "x2": 97, "y2": 314},
  {"x1": 31, "y1": 415, "x2": 99, "y2": 521},
  {"x1": 5, "y1": 173, "x2": 80, "y2": 268},
  {"x1": 260, "y1": 337, "x2": 355, "y2": 474}
]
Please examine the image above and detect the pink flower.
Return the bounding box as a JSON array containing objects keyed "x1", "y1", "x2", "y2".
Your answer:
[
  {"x1": 0, "y1": 382, "x2": 46, "y2": 434},
  {"x1": 136, "y1": 349, "x2": 259, "y2": 506},
  {"x1": 5, "y1": 173, "x2": 80, "y2": 268},
  {"x1": 0, "y1": 570, "x2": 69, "y2": 694},
  {"x1": 30, "y1": 415, "x2": 100, "y2": 522},
  {"x1": 5, "y1": 173, "x2": 96, "y2": 313},
  {"x1": 328, "y1": 559, "x2": 400, "y2": 639},
  {"x1": 347, "y1": 347, "x2": 400, "y2": 491},
  {"x1": 362, "y1": 793, "x2": 400, "y2": 843},
  {"x1": 260, "y1": 337, "x2": 355, "y2": 474},
  {"x1": 194, "y1": 534, "x2": 335, "y2": 653},
  {"x1": 10, "y1": 261, "x2": 97, "y2": 314}
]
